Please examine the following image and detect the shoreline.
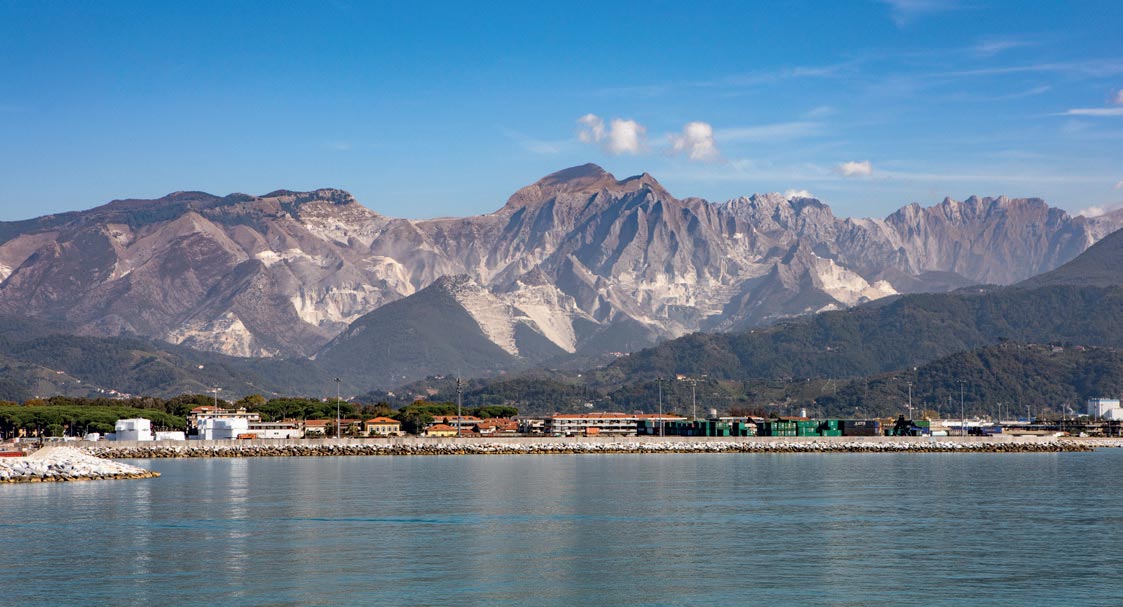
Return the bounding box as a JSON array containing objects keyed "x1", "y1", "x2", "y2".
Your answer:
[{"x1": 79, "y1": 435, "x2": 1114, "y2": 459}]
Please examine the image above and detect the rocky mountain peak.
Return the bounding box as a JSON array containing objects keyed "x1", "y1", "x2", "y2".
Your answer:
[{"x1": 502, "y1": 164, "x2": 675, "y2": 211}]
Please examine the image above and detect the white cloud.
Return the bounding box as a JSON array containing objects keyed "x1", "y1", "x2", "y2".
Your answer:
[
  {"x1": 670, "y1": 121, "x2": 719, "y2": 161},
  {"x1": 1077, "y1": 206, "x2": 1106, "y2": 218},
  {"x1": 1061, "y1": 108, "x2": 1123, "y2": 117},
  {"x1": 836, "y1": 160, "x2": 873, "y2": 177},
  {"x1": 577, "y1": 114, "x2": 606, "y2": 143},
  {"x1": 1115, "y1": 180, "x2": 1123, "y2": 190},
  {"x1": 606, "y1": 118, "x2": 645, "y2": 155},
  {"x1": 784, "y1": 189, "x2": 815, "y2": 199},
  {"x1": 1114, "y1": 90, "x2": 1123, "y2": 105},
  {"x1": 1076, "y1": 203, "x2": 1123, "y2": 218},
  {"x1": 577, "y1": 114, "x2": 646, "y2": 155}
]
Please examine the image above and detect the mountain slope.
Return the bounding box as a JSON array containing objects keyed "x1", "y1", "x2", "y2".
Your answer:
[{"x1": 1017, "y1": 227, "x2": 1123, "y2": 288}]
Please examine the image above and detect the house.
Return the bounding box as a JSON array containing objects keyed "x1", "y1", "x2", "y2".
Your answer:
[
  {"x1": 432, "y1": 415, "x2": 483, "y2": 430},
  {"x1": 364, "y1": 417, "x2": 402, "y2": 437},
  {"x1": 302, "y1": 419, "x2": 332, "y2": 437},
  {"x1": 423, "y1": 423, "x2": 458, "y2": 437},
  {"x1": 339, "y1": 418, "x2": 364, "y2": 436},
  {"x1": 474, "y1": 418, "x2": 520, "y2": 436}
]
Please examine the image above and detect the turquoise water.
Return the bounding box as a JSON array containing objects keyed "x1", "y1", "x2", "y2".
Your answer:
[{"x1": 3, "y1": 451, "x2": 1123, "y2": 606}]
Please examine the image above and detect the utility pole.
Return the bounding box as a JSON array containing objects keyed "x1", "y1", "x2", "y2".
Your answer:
[
  {"x1": 657, "y1": 377, "x2": 664, "y2": 437},
  {"x1": 334, "y1": 377, "x2": 341, "y2": 440},
  {"x1": 457, "y1": 376, "x2": 463, "y2": 438}
]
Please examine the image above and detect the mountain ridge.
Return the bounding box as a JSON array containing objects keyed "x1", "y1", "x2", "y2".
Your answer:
[{"x1": 2, "y1": 164, "x2": 1121, "y2": 389}]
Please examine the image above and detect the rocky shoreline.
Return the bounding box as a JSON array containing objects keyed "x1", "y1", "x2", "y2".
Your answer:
[
  {"x1": 83, "y1": 437, "x2": 1099, "y2": 459},
  {"x1": 0, "y1": 447, "x2": 160, "y2": 483}
]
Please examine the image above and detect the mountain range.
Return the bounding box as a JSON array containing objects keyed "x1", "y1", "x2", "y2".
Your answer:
[
  {"x1": 2, "y1": 164, "x2": 1122, "y2": 392},
  {"x1": 387, "y1": 227, "x2": 1123, "y2": 417}
]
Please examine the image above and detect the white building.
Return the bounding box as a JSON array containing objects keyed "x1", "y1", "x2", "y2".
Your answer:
[
  {"x1": 1087, "y1": 398, "x2": 1121, "y2": 418},
  {"x1": 196, "y1": 417, "x2": 249, "y2": 440},
  {"x1": 544, "y1": 413, "x2": 639, "y2": 436},
  {"x1": 114, "y1": 418, "x2": 154, "y2": 442},
  {"x1": 248, "y1": 421, "x2": 303, "y2": 439},
  {"x1": 154, "y1": 431, "x2": 187, "y2": 441}
]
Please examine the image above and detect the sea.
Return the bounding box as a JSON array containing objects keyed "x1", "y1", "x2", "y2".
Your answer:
[{"x1": 3, "y1": 450, "x2": 1123, "y2": 607}]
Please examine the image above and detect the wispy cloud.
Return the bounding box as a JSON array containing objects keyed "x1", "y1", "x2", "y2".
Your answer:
[
  {"x1": 971, "y1": 36, "x2": 1034, "y2": 57},
  {"x1": 577, "y1": 114, "x2": 646, "y2": 155},
  {"x1": 1114, "y1": 90, "x2": 1123, "y2": 105},
  {"x1": 669, "y1": 122, "x2": 720, "y2": 162},
  {"x1": 879, "y1": 0, "x2": 961, "y2": 27},
  {"x1": 784, "y1": 189, "x2": 815, "y2": 199},
  {"x1": 1116, "y1": 180, "x2": 1123, "y2": 190},
  {"x1": 502, "y1": 129, "x2": 567, "y2": 155},
  {"x1": 836, "y1": 160, "x2": 873, "y2": 177},
  {"x1": 1076, "y1": 203, "x2": 1123, "y2": 218},
  {"x1": 942, "y1": 60, "x2": 1123, "y2": 79},
  {"x1": 715, "y1": 121, "x2": 823, "y2": 143},
  {"x1": 1060, "y1": 108, "x2": 1123, "y2": 117}
]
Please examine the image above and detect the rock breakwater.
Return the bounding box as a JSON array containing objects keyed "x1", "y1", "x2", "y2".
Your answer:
[
  {"x1": 85, "y1": 438, "x2": 1092, "y2": 459},
  {"x1": 0, "y1": 447, "x2": 160, "y2": 483}
]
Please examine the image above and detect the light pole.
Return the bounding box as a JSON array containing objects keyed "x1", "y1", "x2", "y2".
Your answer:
[
  {"x1": 456, "y1": 376, "x2": 463, "y2": 438},
  {"x1": 334, "y1": 378, "x2": 341, "y2": 440},
  {"x1": 657, "y1": 377, "x2": 664, "y2": 437},
  {"x1": 691, "y1": 379, "x2": 697, "y2": 421},
  {"x1": 907, "y1": 381, "x2": 913, "y2": 420},
  {"x1": 958, "y1": 380, "x2": 966, "y2": 437}
]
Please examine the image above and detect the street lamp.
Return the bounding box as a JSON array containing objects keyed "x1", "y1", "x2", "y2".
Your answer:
[
  {"x1": 657, "y1": 377, "x2": 664, "y2": 437},
  {"x1": 456, "y1": 376, "x2": 463, "y2": 438},
  {"x1": 334, "y1": 378, "x2": 341, "y2": 440}
]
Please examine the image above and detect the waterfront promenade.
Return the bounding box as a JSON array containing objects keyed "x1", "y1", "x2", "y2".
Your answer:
[{"x1": 80, "y1": 434, "x2": 1111, "y2": 458}]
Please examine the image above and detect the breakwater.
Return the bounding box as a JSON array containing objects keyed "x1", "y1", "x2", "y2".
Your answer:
[
  {"x1": 83, "y1": 436, "x2": 1096, "y2": 458},
  {"x1": 0, "y1": 447, "x2": 160, "y2": 483}
]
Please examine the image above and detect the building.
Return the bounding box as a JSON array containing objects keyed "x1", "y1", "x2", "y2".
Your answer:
[
  {"x1": 545, "y1": 413, "x2": 640, "y2": 437},
  {"x1": 196, "y1": 417, "x2": 249, "y2": 440},
  {"x1": 302, "y1": 419, "x2": 332, "y2": 437},
  {"x1": 114, "y1": 418, "x2": 153, "y2": 441},
  {"x1": 432, "y1": 415, "x2": 483, "y2": 430},
  {"x1": 187, "y1": 406, "x2": 261, "y2": 431},
  {"x1": 1087, "y1": 398, "x2": 1122, "y2": 419},
  {"x1": 423, "y1": 423, "x2": 458, "y2": 437},
  {"x1": 474, "y1": 418, "x2": 520, "y2": 436},
  {"x1": 339, "y1": 418, "x2": 364, "y2": 436},
  {"x1": 364, "y1": 417, "x2": 402, "y2": 436},
  {"x1": 248, "y1": 421, "x2": 303, "y2": 439}
]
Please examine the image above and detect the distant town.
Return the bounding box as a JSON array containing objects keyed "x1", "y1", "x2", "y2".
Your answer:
[{"x1": 5, "y1": 397, "x2": 1122, "y2": 447}]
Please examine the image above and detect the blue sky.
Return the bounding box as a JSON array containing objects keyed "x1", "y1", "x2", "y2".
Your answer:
[{"x1": 1, "y1": 0, "x2": 1121, "y2": 221}]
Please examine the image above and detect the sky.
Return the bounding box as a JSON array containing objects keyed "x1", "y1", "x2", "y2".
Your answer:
[{"x1": 1, "y1": 0, "x2": 1122, "y2": 221}]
